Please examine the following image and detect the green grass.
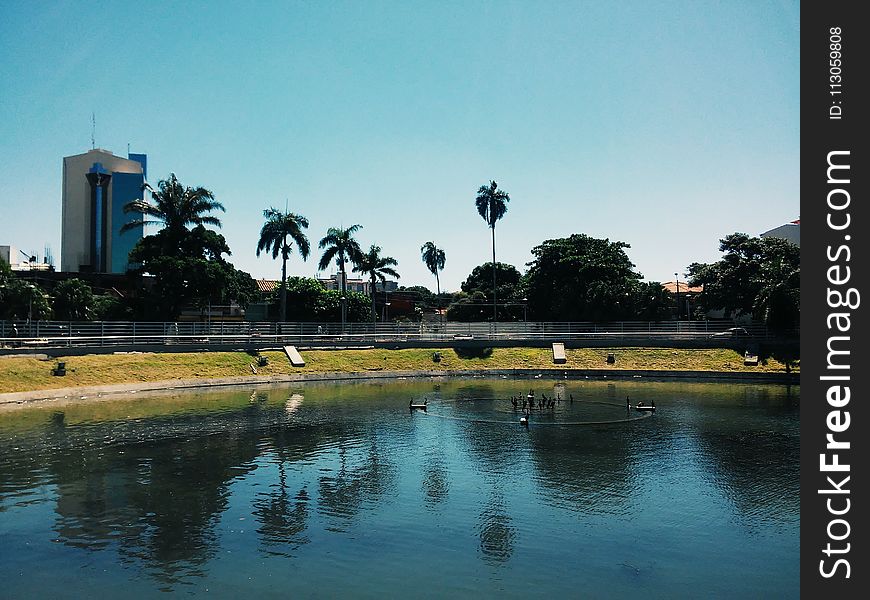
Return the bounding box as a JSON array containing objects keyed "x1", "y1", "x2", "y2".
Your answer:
[{"x1": 0, "y1": 346, "x2": 797, "y2": 394}]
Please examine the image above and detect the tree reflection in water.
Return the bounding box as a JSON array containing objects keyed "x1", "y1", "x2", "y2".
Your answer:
[
  {"x1": 318, "y1": 439, "x2": 396, "y2": 531},
  {"x1": 252, "y1": 458, "x2": 310, "y2": 557}
]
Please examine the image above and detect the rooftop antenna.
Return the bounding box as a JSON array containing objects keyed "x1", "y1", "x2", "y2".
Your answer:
[{"x1": 91, "y1": 112, "x2": 96, "y2": 149}]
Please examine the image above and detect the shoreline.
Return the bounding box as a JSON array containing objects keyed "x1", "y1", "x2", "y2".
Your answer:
[{"x1": 0, "y1": 367, "x2": 799, "y2": 406}]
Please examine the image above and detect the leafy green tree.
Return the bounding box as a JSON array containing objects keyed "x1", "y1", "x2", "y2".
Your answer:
[
  {"x1": 523, "y1": 234, "x2": 643, "y2": 321},
  {"x1": 446, "y1": 262, "x2": 524, "y2": 321},
  {"x1": 91, "y1": 295, "x2": 132, "y2": 321},
  {"x1": 689, "y1": 233, "x2": 800, "y2": 332},
  {"x1": 475, "y1": 181, "x2": 510, "y2": 322},
  {"x1": 630, "y1": 281, "x2": 673, "y2": 321},
  {"x1": 269, "y1": 277, "x2": 370, "y2": 322},
  {"x1": 121, "y1": 174, "x2": 255, "y2": 320},
  {"x1": 461, "y1": 262, "x2": 522, "y2": 300},
  {"x1": 271, "y1": 277, "x2": 325, "y2": 321},
  {"x1": 397, "y1": 285, "x2": 435, "y2": 306},
  {"x1": 52, "y1": 278, "x2": 94, "y2": 320},
  {"x1": 353, "y1": 245, "x2": 400, "y2": 322},
  {"x1": 315, "y1": 290, "x2": 371, "y2": 323},
  {"x1": 318, "y1": 225, "x2": 363, "y2": 329},
  {"x1": 256, "y1": 208, "x2": 310, "y2": 322},
  {"x1": 446, "y1": 291, "x2": 492, "y2": 322},
  {"x1": 0, "y1": 277, "x2": 52, "y2": 321},
  {"x1": 122, "y1": 173, "x2": 225, "y2": 252}
]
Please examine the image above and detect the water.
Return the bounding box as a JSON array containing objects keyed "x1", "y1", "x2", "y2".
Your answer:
[{"x1": 0, "y1": 378, "x2": 799, "y2": 598}]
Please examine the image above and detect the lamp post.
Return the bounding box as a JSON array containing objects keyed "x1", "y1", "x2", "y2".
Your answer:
[
  {"x1": 522, "y1": 297, "x2": 528, "y2": 323},
  {"x1": 340, "y1": 295, "x2": 346, "y2": 333},
  {"x1": 674, "y1": 273, "x2": 680, "y2": 321}
]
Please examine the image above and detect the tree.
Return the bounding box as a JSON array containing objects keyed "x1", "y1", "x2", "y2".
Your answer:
[
  {"x1": 91, "y1": 295, "x2": 132, "y2": 321},
  {"x1": 269, "y1": 277, "x2": 371, "y2": 323},
  {"x1": 475, "y1": 181, "x2": 510, "y2": 322},
  {"x1": 256, "y1": 208, "x2": 310, "y2": 322},
  {"x1": 689, "y1": 233, "x2": 800, "y2": 332},
  {"x1": 122, "y1": 173, "x2": 225, "y2": 253},
  {"x1": 420, "y1": 242, "x2": 446, "y2": 297},
  {"x1": 523, "y1": 234, "x2": 643, "y2": 321},
  {"x1": 318, "y1": 225, "x2": 363, "y2": 330},
  {"x1": 52, "y1": 278, "x2": 94, "y2": 320},
  {"x1": 122, "y1": 175, "x2": 253, "y2": 320},
  {"x1": 0, "y1": 278, "x2": 52, "y2": 321},
  {"x1": 271, "y1": 277, "x2": 325, "y2": 322},
  {"x1": 630, "y1": 281, "x2": 673, "y2": 321},
  {"x1": 420, "y1": 241, "x2": 446, "y2": 321},
  {"x1": 461, "y1": 262, "x2": 522, "y2": 300},
  {"x1": 353, "y1": 245, "x2": 400, "y2": 322},
  {"x1": 447, "y1": 262, "x2": 524, "y2": 321}
]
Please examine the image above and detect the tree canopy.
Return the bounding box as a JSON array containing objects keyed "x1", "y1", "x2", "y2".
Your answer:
[
  {"x1": 257, "y1": 208, "x2": 310, "y2": 322},
  {"x1": 688, "y1": 233, "x2": 799, "y2": 332},
  {"x1": 270, "y1": 277, "x2": 371, "y2": 322},
  {"x1": 353, "y1": 245, "x2": 399, "y2": 322},
  {"x1": 123, "y1": 175, "x2": 255, "y2": 320},
  {"x1": 523, "y1": 234, "x2": 643, "y2": 321},
  {"x1": 122, "y1": 173, "x2": 225, "y2": 249}
]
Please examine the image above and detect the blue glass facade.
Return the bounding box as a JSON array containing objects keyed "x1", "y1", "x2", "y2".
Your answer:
[{"x1": 111, "y1": 171, "x2": 145, "y2": 273}]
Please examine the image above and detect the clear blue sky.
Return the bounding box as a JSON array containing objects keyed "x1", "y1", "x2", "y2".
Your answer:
[{"x1": 0, "y1": 0, "x2": 799, "y2": 292}]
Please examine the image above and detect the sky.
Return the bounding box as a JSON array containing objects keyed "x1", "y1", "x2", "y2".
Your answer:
[{"x1": 0, "y1": 0, "x2": 799, "y2": 292}]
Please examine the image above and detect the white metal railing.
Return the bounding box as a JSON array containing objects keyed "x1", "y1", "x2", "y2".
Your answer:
[{"x1": 0, "y1": 320, "x2": 779, "y2": 350}]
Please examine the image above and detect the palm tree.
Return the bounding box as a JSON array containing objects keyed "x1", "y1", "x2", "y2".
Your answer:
[
  {"x1": 354, "y1": 245, "x2": 400, "y2": 322},
  {"x1": 256, "y1": 208, "x2": 310, "y2": 322},
  {"x1": 475, "y1": 180, "x2": 510, "y2": 321},
  {"x1": 121, "y1": 173, "x2": 225, "y2": 250},
  {"x1": 318, "y1": 225, "x2": 363, "y2": 330},
  {"x1": 421, "y1": 241, "x2": 446, "y2": 323}
]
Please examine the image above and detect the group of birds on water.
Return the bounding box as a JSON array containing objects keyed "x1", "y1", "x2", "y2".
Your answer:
[
  {"x1": 411, "y1": 390, "x2": 655, "y2": 425},
  {"x1": 513, "y1": 390, "x2": 573, "y2": 425},
  {"x1": 511, "y1": 390, "x2": 570, "y2": 413}
]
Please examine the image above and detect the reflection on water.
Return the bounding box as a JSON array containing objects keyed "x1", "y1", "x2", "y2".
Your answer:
[{"x1": 0, "y1": 379, "x2": 799, "y2": 597}]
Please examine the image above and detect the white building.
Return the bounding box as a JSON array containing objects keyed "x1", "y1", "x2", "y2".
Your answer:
[{"x1": 760, "y1": 219, "x2": 800, "y2": 247}]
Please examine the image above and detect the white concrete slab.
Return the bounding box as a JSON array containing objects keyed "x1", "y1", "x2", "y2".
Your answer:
[
  {"x1": 552, "y1": 342, "x2": 566, "y2": 364},
  {"x1": 284, "y1": 345, "x2": 306, "y2": 367}
]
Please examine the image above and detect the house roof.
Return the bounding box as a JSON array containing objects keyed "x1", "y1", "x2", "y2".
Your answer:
[
  {"x1": 661, "y1": 281, "x2": 703, "y2": 294},
  {"x1": 256, "y1": 279, "x2": 278, "y2": 293}
]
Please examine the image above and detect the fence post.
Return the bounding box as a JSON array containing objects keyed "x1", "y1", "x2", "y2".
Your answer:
[{"x1": 101, "y1": 322, "x2": 105, "y2": 347}]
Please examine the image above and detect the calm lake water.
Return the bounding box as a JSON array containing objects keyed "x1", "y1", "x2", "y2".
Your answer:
[{"x1": 0, "y1": 378, "x2": 799, "y2": 598}]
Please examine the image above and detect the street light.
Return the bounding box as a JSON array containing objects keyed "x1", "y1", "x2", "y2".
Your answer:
[
  {"x1": 340, "y1": 295, "x2": 346, "y2": 333},
  {"x1": 522, "y1": 297, "x2": 528, "y2": 323},
  {"x1": 674, "y1": 273, "x2": 680, "y2": 321}
]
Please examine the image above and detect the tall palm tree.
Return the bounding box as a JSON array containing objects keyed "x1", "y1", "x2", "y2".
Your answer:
[
  {"x1": 256, "y1": 208, "x2": 310, "y2": 322},
  {"x1": 475, "y1": 180, "x2": 510, "y2": 322},
  {"x1": 354, "y1": 245, "x2": 400, "y2": 322},
  {"x1": 421, "y1": 241, "x2": 446, "y2": 322},
  {"x1": 121, "y1": 173, "x2": 225, "y2": 250},
  {"x1": 318, "y1": 225, "x2": 363, "y2": 330}
]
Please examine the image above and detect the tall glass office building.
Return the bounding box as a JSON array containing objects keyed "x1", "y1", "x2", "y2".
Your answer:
[{"x1": 60, "y1": 148, "x2": 147, "y2": 273}]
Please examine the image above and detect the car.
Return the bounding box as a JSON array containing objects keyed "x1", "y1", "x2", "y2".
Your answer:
[{"x1": 710, "y1": 327, "x2": 750, "y2": 339}]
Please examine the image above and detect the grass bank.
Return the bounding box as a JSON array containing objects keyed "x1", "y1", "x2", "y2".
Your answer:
[{"x1": 0, "y1": 347, "x2": 797, "y2": 394}]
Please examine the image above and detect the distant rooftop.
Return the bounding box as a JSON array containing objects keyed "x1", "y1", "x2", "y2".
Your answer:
[{"x1": 661, "y1": 281, "x2": 703, "y2": 294}]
